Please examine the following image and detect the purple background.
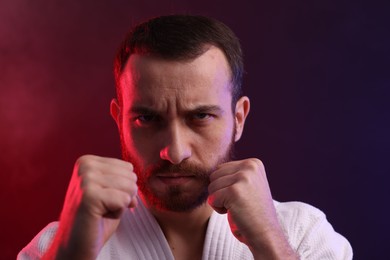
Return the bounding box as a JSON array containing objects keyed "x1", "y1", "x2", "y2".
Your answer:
[{"x1": 1, "y1": 0, "x2": 389, "y2": 259}]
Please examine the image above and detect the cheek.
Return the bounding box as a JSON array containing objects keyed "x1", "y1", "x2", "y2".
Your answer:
[
  {"x1": 120, "y1": 120, "x2": 141, "y2": 156},
  {"x1": 197, "y1": 121, "x2": 234, "y2": 159},
  {"x1": 122, "y1": 123, "x2": 158, "y2": 161},
  {"x1": 125, "y1": 129, "x2": 142, "y2": 154},
  {"x1": 217, "y1": 127, "x2": 235, "y2": 153},
  {"x1": 215, "y1": 116, "x2": 235, "y2": 144}
]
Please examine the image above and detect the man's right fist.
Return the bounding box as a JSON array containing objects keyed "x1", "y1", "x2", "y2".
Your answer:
[
  {"x1": 70, "y1": 155, "x2": 138, "y2": 219},
  {"x1": 43, "y1": 155, "x2": 138, "y2": 260}
]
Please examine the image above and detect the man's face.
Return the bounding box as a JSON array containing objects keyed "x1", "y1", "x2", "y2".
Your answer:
[{"x1": 113, "y1": 46, "x2": 246, "y2": 212}]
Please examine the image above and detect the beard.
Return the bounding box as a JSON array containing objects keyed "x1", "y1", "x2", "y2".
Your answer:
[{"x1": 120, "y1": 129, "x2": 236, "y2": 212}]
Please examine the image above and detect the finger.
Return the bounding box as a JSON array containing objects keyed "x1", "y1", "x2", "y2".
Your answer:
[
  {"x1": 94, "y1": 188, "x2": 132, "y2": 218},
  {"x1": 105, "y1": 157, "x2": 134, "y2": 171},
  {"x1": 77, "y1": 155, "x2": 134, "y2": 178},
  {"x1": 80, "y1": 169, "x2": 137, "y2": 195},
  {"x1": 85, "y1": 155, "x2": 134, "y2": 171},
  {"x1": 98, "y1": 173, "x2": 138, "y2": 194},
  {"x1": 210, "y1": 162, "x2": 240, "y2": 182},
  {"x1": 208, "y1": 189, "x2": 229, "y2": 213},
  {"x1": 97, "y1": 159, "x2": 134, "y2": 177},
  {"x1": 208, "y1": 173, "x2": 239, "y2": 194},
  {"x1": 211, "y1": 158, "x2": 265, "y2": 182}
]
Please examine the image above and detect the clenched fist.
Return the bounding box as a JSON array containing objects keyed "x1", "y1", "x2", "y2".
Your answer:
[
  {"x1": 43, "y1": 155, "x2": 138, "y2": 260},
  {"x1": 208, "y1": 158, "x2": 298, "y2": 259}
]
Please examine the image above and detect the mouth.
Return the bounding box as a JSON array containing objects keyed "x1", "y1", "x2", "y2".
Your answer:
[{"x1": 156, "y1": 173, "x2": 196, "y2": 185}]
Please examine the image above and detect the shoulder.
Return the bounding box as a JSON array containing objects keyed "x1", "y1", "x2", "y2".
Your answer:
[
  {"x1": 273, "y1": 201, "x2": 353, "y2": 260},
  {"x1": 274, "y1": 200, "x2": 326, "y2": 224},
  {"x1": 17, "y1": 222, "x2": 59, "y2": 259}
]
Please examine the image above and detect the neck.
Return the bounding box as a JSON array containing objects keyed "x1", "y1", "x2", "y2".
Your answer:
[
  {"x1": 152, "y1": 204, "x2": 213, "y2": 233},
  {"x1": 141, "y1": 196, "x2": 213, "y2": 248}
]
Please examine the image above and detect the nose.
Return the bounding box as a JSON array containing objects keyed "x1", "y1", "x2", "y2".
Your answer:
[{"x1": 160, "y1": 121, "x2": 192, "y2": 164}]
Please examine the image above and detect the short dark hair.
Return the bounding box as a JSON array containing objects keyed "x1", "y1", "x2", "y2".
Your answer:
[{"x1": 114, "y1": 15, "x2": 244, "y2": 108}]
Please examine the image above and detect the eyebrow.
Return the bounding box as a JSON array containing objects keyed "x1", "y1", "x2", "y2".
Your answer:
[
  {"x1": 189, "y1": 105, "x2": 224, "y2": 115},
  {"x1": 129, "y1": 106, "x2": 157, "y2": 115},
  {"x1": 129, "y1": 105, "x2": 224, "y2": 115}
]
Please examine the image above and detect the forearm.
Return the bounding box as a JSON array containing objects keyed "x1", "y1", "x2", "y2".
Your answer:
[
  {"x1": 42, "y1": 242, "x2": 87, "y2": 260},
  {"x1": 42, "y1": 214, "x2": 103, "y2": 260},
  {"x1": 249, "y1": 226, "x2": 299, "y2": 260},
  {"x1": 42, "y1": 234, "x2": 87, "y2": 260},
  {"x1": 42, "y1": 232, "x2": 101, "y2": 260}
]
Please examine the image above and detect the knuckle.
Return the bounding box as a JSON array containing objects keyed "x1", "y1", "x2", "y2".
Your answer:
[
  {"x1": 131, "y1": 172, "x2": 137, "y2": 181},
  {"x1": 77, "y1": 154, "x2": 95, "y2": 165},
  {"x1": 76, "y1": 155, "x2": 103, "y2": 178},
  {"x1": 76, "y1": 155, "x2": 95, "y2": 174},
  {"x1": 127, "y1": 162, "x2": 134, "y2": 171},
  {"x1": 243, "y1": 158, "x2": 264, "y2": 171},
  {"x1": 227, "y1": 184, "x2": 241, "y2": 198},
  {"x1": 252, "y1": 158, "x2": 265, "y2": 169},
  {"x1": 237, "y1": 171, "x2": 251, "y2": 184},
  {"x1": 80, "y1": 171, "x2": 95, "y2": 187}
]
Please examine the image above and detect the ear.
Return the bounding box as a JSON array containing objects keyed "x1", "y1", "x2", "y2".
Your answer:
[
  {"x1": 110, "y1": 98, "x2": 121, "y2": 128},
  {"x1": 234, "y1": 96, "x2": 250, "y2": 142}
]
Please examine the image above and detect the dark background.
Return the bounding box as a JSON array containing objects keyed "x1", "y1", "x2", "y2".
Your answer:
[{"x1": 1, "y1": 0, "x2": 389, "y2": 259}]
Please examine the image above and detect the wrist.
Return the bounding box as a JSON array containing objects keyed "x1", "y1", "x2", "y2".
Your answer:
[{"x1": 249, "y1": 225, "x2": 298, "y2": 260}]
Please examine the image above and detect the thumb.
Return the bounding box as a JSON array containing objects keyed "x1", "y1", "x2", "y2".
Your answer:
[{"x1": 208, "y1": 197, "x2": 227, "y2": 214}]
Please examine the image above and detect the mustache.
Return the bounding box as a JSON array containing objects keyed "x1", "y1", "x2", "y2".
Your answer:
[{"x1": 148, "y1": 161, "x2": 213, "y2": 179}]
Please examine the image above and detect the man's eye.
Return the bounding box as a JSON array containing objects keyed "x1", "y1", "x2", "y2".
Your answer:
[
  {"x1": 135, "y1": 115, "x2": 156, "y2": 123},
  {"x1": 193, "y1": 113, "x2": 212, "y2": 120}
]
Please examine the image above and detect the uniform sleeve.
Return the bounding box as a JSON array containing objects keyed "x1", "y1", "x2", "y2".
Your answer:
[
  {"x1": 17, "y1": 222, "x2": 59, "y2": 260},
  {"x1": 275, "y1": 201, "x2": 353, "y2": 260}
]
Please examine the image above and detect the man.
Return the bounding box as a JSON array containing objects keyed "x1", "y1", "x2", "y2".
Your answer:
[{"x1": 18, "y1": 15, "x2": 352, "y2": 259}]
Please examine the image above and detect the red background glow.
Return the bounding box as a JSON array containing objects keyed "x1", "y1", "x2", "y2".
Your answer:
[{"x1": 1, "y1": 0, "x2": 389, "y2": 259}]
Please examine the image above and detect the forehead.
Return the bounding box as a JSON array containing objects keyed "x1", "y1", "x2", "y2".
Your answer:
[{"x1": 118, "y1": 46, "x2": 233, "y2": 108}]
